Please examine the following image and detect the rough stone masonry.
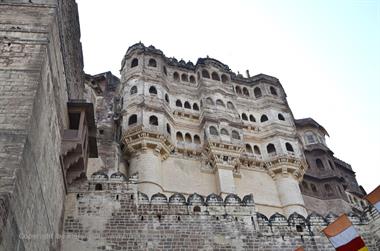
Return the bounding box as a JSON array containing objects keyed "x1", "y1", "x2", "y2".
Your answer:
[{"x1": 0, "y1": 0, "x2": 379, "y2": 250}]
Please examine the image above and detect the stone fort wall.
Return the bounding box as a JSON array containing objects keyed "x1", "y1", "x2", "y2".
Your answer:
[{"x1": 62, "y1": 178, "x2": 380, "y2": 251}]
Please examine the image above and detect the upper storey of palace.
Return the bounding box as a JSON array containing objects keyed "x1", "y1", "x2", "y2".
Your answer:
[{"x1": 119, "y1": 43, "x2": 301, "y2": 159}]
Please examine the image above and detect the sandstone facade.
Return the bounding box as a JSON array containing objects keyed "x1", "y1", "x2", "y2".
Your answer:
[{"x1": 0, "y1": 1, "x2": 378, "y2": 250}]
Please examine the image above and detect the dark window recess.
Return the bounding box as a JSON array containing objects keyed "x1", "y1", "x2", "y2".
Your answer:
[{"x1": 69, "y1": 113, "x2": 81, "y2": 129}]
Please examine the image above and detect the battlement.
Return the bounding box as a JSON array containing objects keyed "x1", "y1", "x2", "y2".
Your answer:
[
  {"x1": 63, "y1": 176, "x2": 380, "y2": 250},
  {"x1": 121, "y1": 42, "x2": 281, "y2": 86}
]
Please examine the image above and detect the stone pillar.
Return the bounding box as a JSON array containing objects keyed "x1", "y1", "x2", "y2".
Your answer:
[
  {"x1": 274, "y1": 173, "x2": 307, "y2": 217},
  {"x1": 216, "y1": 166, "x2": 236, "y2": 196},
  {"x1": 129, "y1": 149, "x2": 162, "y2": 196}
]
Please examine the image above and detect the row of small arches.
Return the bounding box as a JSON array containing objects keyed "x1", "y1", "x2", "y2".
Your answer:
[
  {"x1": 173, "y1": 72, "x2": 196, "y2": 84},
  {"x1": 130, "y1": 58, "x2": 229, "y2": 84},
  {"x1": 245, "y1": 142, "x2": 294, "y2": 155},
  {"x1": 176, "y1": 132, "x2": 201, "y2": 144},
  {"x1": 302, "y1": 181, "x2": 340, "y2": 196},
  {"x1": 205, "y1": 97, "x2": 235, "y2": 109},
  {"x1": 131, "y1": 58, "x2": 157, "y2": 68},
  {"x1": 235, "y1": 86, "x2": 278, "y2": 98},
  {"x1": 174, "y1": 99, "x2": 199, "y2": 110},
  {"x1": 201, "y1": 70, "x2": 229, "y2": 83},
  {"x1": 241, "y1": 113, "x2": 285, "y2": 123},
  {"x1": 128, "y1": 114, "x2": 159, "y2": 126},
  {"x1": 209, "y1": 126, "x2": 241, "y2": 140}
]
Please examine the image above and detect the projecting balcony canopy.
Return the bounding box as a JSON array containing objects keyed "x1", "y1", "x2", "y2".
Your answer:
[{"x1": 66, "y1": 100, "x2": 98, "y2": 158}]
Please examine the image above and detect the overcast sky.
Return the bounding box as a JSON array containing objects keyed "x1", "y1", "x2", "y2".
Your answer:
[{"x1": 77, "y1": 0, "x2": 380, "y2": 192}]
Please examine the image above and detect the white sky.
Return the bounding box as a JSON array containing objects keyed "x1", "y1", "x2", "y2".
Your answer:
[{"x1": 77, "y1": 0, "x2": 380, "y2": 192}]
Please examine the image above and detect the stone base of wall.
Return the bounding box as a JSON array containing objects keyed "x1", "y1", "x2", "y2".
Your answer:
[{"x1": 62, "y1": 180, "x2": 380, "y2": 250}]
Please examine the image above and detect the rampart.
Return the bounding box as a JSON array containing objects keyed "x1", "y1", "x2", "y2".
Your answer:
[{"x1": 62, "y1": 176, "x2": 380, "y2": 250}]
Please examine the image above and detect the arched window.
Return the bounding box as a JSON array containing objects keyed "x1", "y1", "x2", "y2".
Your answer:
[
  {"x1": 232, "y1": 130, "x2": 240, "y2": 140},
  {"x1": 209, "y1": 126, "x2": 218, "y2": 136},
  {"x1": 194, "y1": 135, "x2": 201, "y2": 144},
  {"x1": 202, "y1": 70, "x2": 210, "y2": 78},
  {"x1": 149, "y1": 86, "x2": 157, "y2": 94},
  {"x1": 149, "y1": 115, "x2": 158, "y2": 126},
  {"x1": 173, "y1": 72, "x2": 179, "y2": 81},
  {"x1": 242, "y1": 113, "x2": 248, "y2": 121},
  {"x1": 163, "y1": 66, "x2": 167, "y2": 75},
  {"x1": 131, "y1": 58, "x2": 138, "y2": 68},
  {"x1": 266, "y1": 143, "x2": 276, "y2": 154},
  {"x1": 316, "y1": 159, "x2": 324, "y2": 169},
  {"x1": 324, "y1": 184, "x2": 332, "y2": 193},
  {"x1": 270, "y1": 86, "x2": 278, "y2": 96},
  {"x1": 128, "y1": 114, "x2": 137, "y2": 125},
  {"x1": 286, "y1": 142, "x2": 294, "y2": 152},
  {"x1": 227, "y1": 102, "x2": 235, "y2": 109},
  {"x1": 302, "y1": 181, "x2": 309, "y2": 190},
  {"x1": 246, "y1": 144, "x2": 253, "y2": 153},
  {"x1": 166, "y1": 124, "x2": 171, "y2": 134},
  {"x1": 235, "y1": 86, "x2": 242, "y2": 95},
  {"x1": 181, "y1": 73, "x2": 188, "y2": 82},
  {"x1": 148, "y1": 58, "x2": 157, "y2": 67},
  {"x1": 329, "y1": 160, "x2": 335, "y2": 170},
  {"x1": 221, "y1": 74, "x2": 228, "y2": 83},
  {"x1": 278, "y1": 113, "x2": 285, "y2": 121},
  {"x1": 243, "y1": 87, "x2": 249, "y2": 96},
  {"x1": 165, "y1": 94, "x2": 169, "y2": 103},
  {"x1": 216, "y1": 99, "x2": 225, "y2": 107},
  {"x1": 193, "y1": 103, "x2": 199, "y2": 110},
  {"x1": 220, "y1": 128, "x2": 229, "y2": 135},
  {"x1": 260, "y1": 115, "x2": 268, "y2": 122},
  {"x1": 193, "y1": 206, "x2": 201, "y2": 212},
  {"x1": 184, "y1": 101, "x2": 191, "y2": 109},
  {"x1": 189, "y1": 75, "x2": 196, "y2": 83},
  {"x1": 206, "y1": 97, "x2": 214, "y2": 105},
  {"x1": 311, "y1": 184, "x2": 317, "y2": 192},
  {"x1": 211, "y1": 72, "x2": 220, "y2": 81},
  {"x1": 176, "y1": 99, "x2": 182, "y2": 107},
  {"x1": 176, "y1": 132, "x2": 183, "y2": 141},
  {"x1": 130, "y1": 86, "x2": 137, "y2": 95},
  {"x1": 95, "y1": 184, "x2": 102, "y2": 191},
  {"x1": 249, "y1": 115, "x2": 256, "y2": 122},
  {"x1": 185, "y1": 133, "x2": 192, "y2": 143},
  {"x1": 254, "y1": 87, "x2": 262, "y2": 98},
  {"x1": 254, "y1": 145, "x2": 261, "y2": 155}
]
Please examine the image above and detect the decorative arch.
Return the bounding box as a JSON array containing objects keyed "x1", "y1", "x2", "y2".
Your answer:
[
  {"x1": 254, "y1": 87, "x2": 262, "y2": 98},
  {"x1": 209, "y1": 126, "x2": 218, "y2": 136},
  {"x1": 266, "y1": 143, "x2": 276, "y2": 154},
  {"x1": 176, "y1": 132, "x2": 184, "y2": 141},
  {"x1": 211, "y1": 72, "x2": 220, "y2": 81},
  {"x1": 216, "y1": 99, "x2": 225, "y2": 107},
  {"x1": 232, "y1": 130, "x2": 240, "y2": 140},
  {"x1": 130, "y1": 86, "x2": 137, "y2": 95},
  {"x1": 249, "y1": 115, "x2": 256, "y2": 122},
  {"x1": 181, "y1": 73, "x2": 188, "y2": 82},
  {"x1": 202, "y1": 69, "x2": 210, "y2": 78},
  {"x1": 149, "y1": 86, "x2": 157, "y2": 94},
  {"x1": 176, "y1": 99, "x2": 182, "y2": 107},
  {"x1": 270, "y1": 86, "x2": 278, "y2": 96},
  {"x1": 184, "y1": 101, "x2": 191, "y2": 109},
  {"x1": 260, "y1": 114, "x2": 268, "y2": 122},
  {"x1": 148, "y1": 58, "x2": 157, "y2": 67},
  {"x1": 149, "y1": 115, "x2": 158, "y2": 126},
  {"x1": 128, "y1": 114, "x2": 137, "y2": 125},
  {"x1": 286, "y1": 142, "x2": 294, "y2": 152},
  {"x1": 131, "y1": 58, "x2": 138, "y2": 68}
]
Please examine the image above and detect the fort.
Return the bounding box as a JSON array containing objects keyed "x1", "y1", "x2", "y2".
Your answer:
[{"x1": 0, "y1": 0, "x2": 379, "y2": 250}]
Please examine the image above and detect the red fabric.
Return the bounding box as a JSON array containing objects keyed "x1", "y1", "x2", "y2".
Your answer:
[{"x1": 336, "y1": 236, "x2": 366, "y2": 251}]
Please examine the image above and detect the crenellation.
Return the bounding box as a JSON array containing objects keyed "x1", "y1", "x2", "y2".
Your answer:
[{"x1": 0, "y1": 1, "x2": 378, "y2": 249}]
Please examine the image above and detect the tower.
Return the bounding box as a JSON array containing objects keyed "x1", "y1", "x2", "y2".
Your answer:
[{"x1": 119, "y1": 43, "x2": 307, "y2": 217}]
